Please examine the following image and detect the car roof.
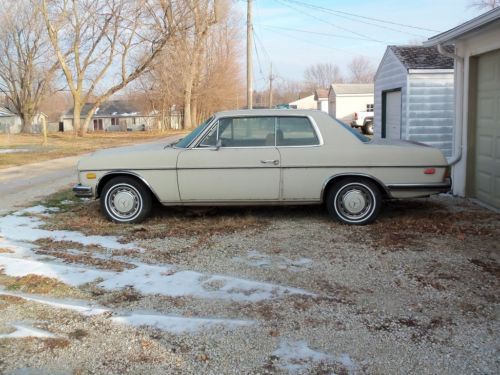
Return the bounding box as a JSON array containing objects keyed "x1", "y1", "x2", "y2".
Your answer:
[{"x1": 214, "y1": 109, "x2": 323, "y2": 117}]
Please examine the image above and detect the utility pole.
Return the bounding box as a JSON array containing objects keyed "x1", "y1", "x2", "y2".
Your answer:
[
  {"x1": 247, "y1": 0, "x2": 253, "y2": 109},
  {"x1": 268, "y1": 63, "x2": 274, "y2": 109}
]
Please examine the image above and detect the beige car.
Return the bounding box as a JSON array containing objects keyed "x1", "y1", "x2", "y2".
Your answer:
[{"x1": 73, "y1": 109, "x2": 451, "y2": 225}]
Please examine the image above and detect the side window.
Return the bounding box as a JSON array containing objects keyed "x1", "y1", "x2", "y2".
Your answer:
[
  {"x1": 277, "y1": 117, "x2": 319, "y2": 146},
  {"x1": 218, "y1": 117, "x2": 275, "y2": 147},
  {"x1": 199, "y1": 122, "x2": 218, "y2": 147}
]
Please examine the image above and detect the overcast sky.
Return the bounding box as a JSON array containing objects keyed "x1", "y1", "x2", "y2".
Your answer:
[{"x1": 235, "y1": 0, "x2": 485, "y2": 89}]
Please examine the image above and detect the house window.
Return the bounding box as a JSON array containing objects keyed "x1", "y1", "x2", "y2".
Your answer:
[
  {"x1": 111, "y1": 117, "x2": 119, "y2": 126},
  {"x1": 132, "y1": 117, "x2": 136, "y2": 125},
  {"x1": 366, "y1": 104, "x2": 374, "y2": 112}
]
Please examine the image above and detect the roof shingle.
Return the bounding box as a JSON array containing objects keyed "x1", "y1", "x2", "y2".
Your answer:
[{"x1": 389, "y1": 45, "x2": 454, "y2": 70}]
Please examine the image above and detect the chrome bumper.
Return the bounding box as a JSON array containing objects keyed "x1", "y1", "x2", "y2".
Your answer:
[
  {"x1": 73, "y1": 184, "x2": 94, "y2": 198},
  {"x1": 387, "y1": 178, "x2": 452, "y2": 192}
]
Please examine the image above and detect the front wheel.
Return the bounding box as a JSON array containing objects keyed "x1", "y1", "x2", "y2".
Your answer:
[
  {"x1": 326, "y1": 178, "x2": 382, "y2": 225},
  {"x1": 100, "y1": 176, "x2": 152, "y2": 224}
]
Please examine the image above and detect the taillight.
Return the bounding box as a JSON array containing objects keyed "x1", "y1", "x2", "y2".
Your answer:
[
  {"x1": 424, "y1": 168, "x2": 436, "y2": 175},
  {"x1": 354, "y1": 112, "x2": 358, "y2": 120}
]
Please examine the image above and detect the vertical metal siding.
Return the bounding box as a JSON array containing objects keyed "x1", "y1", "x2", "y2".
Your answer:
[
  {"x1": 374, "y1": 50, "x2": 407, "y2": 139},
  {"x1": 407, "y1": 73, "x2": 454, "y2": 157}
]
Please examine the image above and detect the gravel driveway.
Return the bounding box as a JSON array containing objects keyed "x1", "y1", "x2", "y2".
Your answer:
[{"x1": 0, "y1": 193, "x2": 498, "y2": 374}]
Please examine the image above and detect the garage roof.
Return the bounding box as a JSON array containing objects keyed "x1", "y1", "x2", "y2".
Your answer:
[
  {"x1": 389, "y1": 45, "x2": 454, "y2": 70},
  {"x1": 330, "y1": 84, "x2": 374, "y2": 95},
  {"x1": 425, "y1": 7, "x2": 500, "y2": 45}
]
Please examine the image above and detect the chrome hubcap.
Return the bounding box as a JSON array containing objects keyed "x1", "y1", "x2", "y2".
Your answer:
[
  {"x1": 335, "y1": 183, "x2": 374, "y2": 222},
  {"x1": 106, "y1": 184, "x2": 142, "y2": 220},
  {"x1": 342, "y1": 190, "x2": 366, "y2": 214}
]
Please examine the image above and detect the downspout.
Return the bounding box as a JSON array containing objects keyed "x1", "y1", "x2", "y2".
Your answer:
[{"x1": 437, "y1": 43, "x2": 464, "y2": 166}]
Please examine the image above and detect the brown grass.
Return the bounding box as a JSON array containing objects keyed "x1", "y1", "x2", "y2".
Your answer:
[
  {"x1": 0, "y1": 248, "x2": 14, "y2": 254},
  {"x1": 0, "y1": 294, "x2": 26, "y2": 304},
  {"x1": 0, "y1": 273, "x2": 84, "y2": 297},
  {"x1": 0, "y1": 131, "x2": 185, "y2": 169},
  {"x1": 43, "y1": 197, "x2": 270, "y2": 243},
  {"x1": 362, "y1": 201, "x2": 500, "y2": 251},
  {"x1": 34, "y1": 238, "x2": 136, "y2": 272}
]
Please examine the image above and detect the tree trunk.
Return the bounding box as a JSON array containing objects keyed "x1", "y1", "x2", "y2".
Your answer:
[
  {"x1": 20, "y1": 113, "x2": 33, "y2": 134},
  {"x1": 191, "y1": 97, "x2": 198, "y2": 127},
  {"x1": 183, "y1": 81, "x2": 193, "y2": 129},
  {"x1": 73, "y1": 102, "x2": 82, "y2": 136},
  {"x1": 41, "y1": 116, "x2": 48, "y2": 146}
]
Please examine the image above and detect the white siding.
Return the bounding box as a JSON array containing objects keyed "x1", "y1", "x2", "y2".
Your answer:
[
  {"x1": 335, "y1": 95, "x2": 374, "y2": 122},
  {"x1": 407, "y1": 72, "x2": 454, "y2": 157},
  {"x1": 374, "y1": 50, "x2": 407, "y2": 138}
]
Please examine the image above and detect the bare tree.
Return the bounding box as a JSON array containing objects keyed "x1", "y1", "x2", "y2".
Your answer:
[
  {"x1": 0, "y1": 0, "x2": 58, "y2": 133},
  {"x1": 468, "y1": 0, "x2": 499, "y2": 10},
  {"x1": 39, "y1": 0, "x2": 180, "y2": 136},
  {"x1": 348, "y1": 56, "x2": 375, "y2": 83},
  {"x1": 303, "y1": 63, "x2": 343, "y2": 90}
]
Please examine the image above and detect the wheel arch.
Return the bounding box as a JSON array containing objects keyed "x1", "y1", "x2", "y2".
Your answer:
[
  {"x1": 321, "y1": 173, "x2": 391, "y2": 202},
  {"x1": 96, "y1": 171, "x2": 160, "y2": 202}
]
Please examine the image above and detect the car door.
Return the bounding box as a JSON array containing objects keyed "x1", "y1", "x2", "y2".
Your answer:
[
  {"x1": 276, "y1": 116, "x2": 324, "y2": 201},
  {"x1": 177, "y1": 116, "x2": 281, "y2": 202}
]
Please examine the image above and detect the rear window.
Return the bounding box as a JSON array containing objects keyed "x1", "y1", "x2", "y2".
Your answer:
[
  {"x1": 277, "y1": 117, "x2": 319, "y2": 146},
  {"x1": 336, "y1": 119, "x2": 371, "y2": 143}
]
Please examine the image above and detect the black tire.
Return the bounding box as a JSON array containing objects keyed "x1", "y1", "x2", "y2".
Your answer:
[
  {"x1": 362, "y1": 121, "x2": 374, "y2": 135},
  {"x1": 326, "y1": 178, "x2": 382, "y2": 225},
  {"x1": 100, "y1": 176, "x2": 152, "y2": 224}
]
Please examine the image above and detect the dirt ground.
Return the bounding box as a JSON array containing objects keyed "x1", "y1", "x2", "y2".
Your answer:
[
  {"x1": 0, "y1": 192, "x2": 498, "y2": 374},
  {"x1": 0, "y1": 131, "x2": 184, "y2": 169}
]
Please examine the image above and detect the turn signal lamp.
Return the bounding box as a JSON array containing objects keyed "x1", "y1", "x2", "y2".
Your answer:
[{"x1": 86, "y1": 172, "x2": 97, "y2": 180}]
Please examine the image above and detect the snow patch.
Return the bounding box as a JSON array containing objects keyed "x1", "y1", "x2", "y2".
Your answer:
[
  {"x1": 273, "y1": 341, "x2": 355, "y2": 374},
  {"x1": 234, "y1": 250, "x2": 313, "y2": 272},
  {"x1": 0, "y1": 149, "x2": 30, "y2": 154},
  {"x1": 112, "y1": 314, "x2": 253, "y2": 334},
  {"x1": 0, "y1": 207, "x2": 312, "y2": 302},
  {"x1": 0, "y1": 323, "x2": 56, "y2": 339}
]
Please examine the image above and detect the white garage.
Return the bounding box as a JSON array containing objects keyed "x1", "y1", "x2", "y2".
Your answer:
[{"x1": 426, "y1": 8, "x2": 500, "y2": 210}]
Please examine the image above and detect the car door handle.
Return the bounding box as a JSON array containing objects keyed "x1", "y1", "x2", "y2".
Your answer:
[{"x1": 260, "y1": 159, "x2": 279, "y2": 165}]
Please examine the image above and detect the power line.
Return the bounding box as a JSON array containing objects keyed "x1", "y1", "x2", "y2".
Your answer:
[
  {"x1": 273, "y1": 0, "x2": 387, "y2": 44},
  {"x1": 261, "y1": 25, "x2": 398, "y2": 43},
  {"x1": 284, "y1": 0, "x2": 441, "y2": 33},
  {"x1": 252, "y1": 30, "x2": 267, "y2": 84}
]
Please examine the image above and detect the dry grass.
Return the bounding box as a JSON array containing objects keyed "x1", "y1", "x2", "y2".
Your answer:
[
  {"x1": 34, "y1": 238, "x2": 136, "y2": 272},
  {"x1": 42, "y1": 194, "x2": 270, "y2": 243},
  {"x1": 0, "y1": 247, "x2": 14, "y2": 254},
  {"x1": 0, "y1": 273, "x2": 85, "y2": 297},
  {"x1": 0, "y1": 131, "x2": 184, "y2": 169},
  {"x1": 361, "y1": 200, "x2": 500, "y2": 251}
]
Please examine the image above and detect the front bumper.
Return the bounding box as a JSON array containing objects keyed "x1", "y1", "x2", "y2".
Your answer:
[{"x1": 73, "y1": 184, "x2": 94, "y2": 198}]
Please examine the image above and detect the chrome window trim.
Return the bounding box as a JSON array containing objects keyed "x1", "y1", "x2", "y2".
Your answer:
[{"x1": 191, "y1": 114, "x2": 323, "y2": 150}]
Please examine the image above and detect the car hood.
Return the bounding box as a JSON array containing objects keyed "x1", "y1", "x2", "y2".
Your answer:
[{"x1": 77, "y1": 142, "x2": 181, "y2": 171}]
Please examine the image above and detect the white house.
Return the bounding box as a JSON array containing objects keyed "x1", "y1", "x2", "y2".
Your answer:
[
  {"x1": 288, "y1": 94, "x2": 317, "y2": 110},
  {"x1": 62, "y1": 100, "x2": 182, "y2": 132},
  {"x1": 374, "y1": 45, "x2": 455, "y2": 157},
  {"x1": 314, "y1": 89, "x2": 329, "y2": 113},
  {"x1": 328, "y1": 84, "x2": 374, "y2": 122},
  {"x1": 425, "y1": 8, "x2": 500, "y2": 210},
  {"x1": 0, "y1": 107, "x2": 48, "y2": 134}
]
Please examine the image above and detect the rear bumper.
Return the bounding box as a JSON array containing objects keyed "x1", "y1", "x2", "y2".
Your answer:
[
  {"x1": 387, "y1": 178, "x2": 452, "y2": 197},
  {"x1": 73, "y1": 184, "x2": 94, "y2": 198}
]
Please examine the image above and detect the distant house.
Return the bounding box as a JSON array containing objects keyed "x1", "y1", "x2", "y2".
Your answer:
[
  {"x1": 374, "y1": 45, "x2": 454, "y2": 156},
  {"x1": 288, "y1": 94, "x2": 317, "y2": 110},
  {"x1": 425, "y1": 8, "x2": 500, "y2": 210},
  {"x1": 328, "y1": 84, "x2": 374, "y2": 122},
  {"x1": 0, "y1": 107, "x2": 48, "y2": 134},
  {"x1": 314, "y1": 89, "x2": 329, "y2": 113},
  {"x1": 62, "y1": 100, "x2": 182, "y2": 132}
]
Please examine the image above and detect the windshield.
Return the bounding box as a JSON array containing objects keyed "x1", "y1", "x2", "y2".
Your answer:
[
  {"x1": 175, "y1": 117, "x2": 214, "y2": 148},
  {"x1": 335, "y1": 118, "x2": 371, "y2": 143}
]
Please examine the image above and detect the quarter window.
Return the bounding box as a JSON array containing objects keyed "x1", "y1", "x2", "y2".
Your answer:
[{"x1": 276, "y1": 117, "x2": 319, "y2": 146}]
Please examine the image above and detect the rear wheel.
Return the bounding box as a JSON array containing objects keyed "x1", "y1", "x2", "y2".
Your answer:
[
  {"x1": 362, "y1": 121, "x2": 374, "y2": 135},
  {"x1": 100, "y1": 176, "x2": 152, "y2": 224},
  {"x1": 326, "y1": 178, "x2": 382, "y2": 225}
]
